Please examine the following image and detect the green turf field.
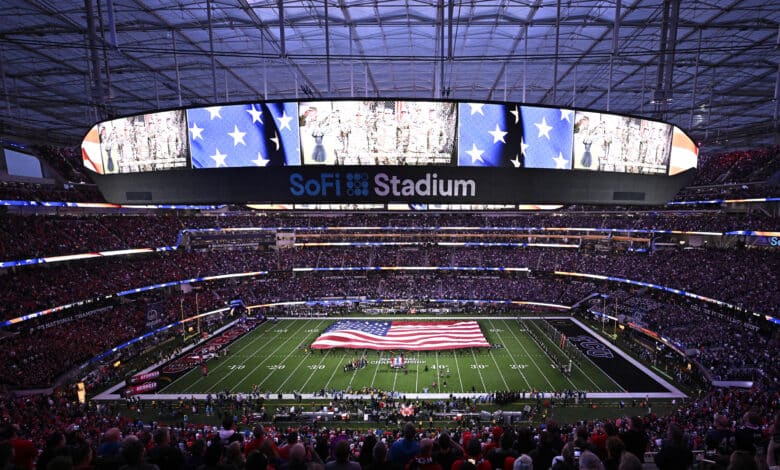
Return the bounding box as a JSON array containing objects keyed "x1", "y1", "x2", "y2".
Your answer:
[{"x1": 159, "y1": 318, "x2": 628, "y2": 396}]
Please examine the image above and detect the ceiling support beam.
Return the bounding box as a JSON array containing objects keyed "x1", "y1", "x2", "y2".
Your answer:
[
  {"x1": 552, "y1": 0, "x2": 562, "y2": 104},
  {"x1": 172, "y1": 32, "x2": 182, "y2": 107},
  {"x1": 654, "y1": 0, "x2": 681, "y2": 118},
  {"x1": 278, "y1": 0, "x2": 286, "y2": 57},
  {"x1": 84, "y1": 0, "x2": 105, "y2": 118},
  {"x1": 324, "y1": 0, "x2": 331, "y2": 95},
  {"x1": 774, "y1": 63, "x2": 780, "y2": 124},
  {"x1": 206, "y1": 0, "x2": 218, "y2": 101},
  {"x1": 0, "y1": 46, "x2": 11, "y2": 118},
  {"x1": 689, "y1": 29, "x2": 701, "y2": 129},
  {"x1": 438, "y1": 0, "x2": 445, "y2": 98}
]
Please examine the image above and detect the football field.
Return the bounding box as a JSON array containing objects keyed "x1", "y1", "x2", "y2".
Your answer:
[{"x1": 151, "y1": 317, "x2": 681, "y2": 398}]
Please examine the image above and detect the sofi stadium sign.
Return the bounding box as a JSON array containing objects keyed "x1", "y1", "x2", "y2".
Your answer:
[{"x1": 289, "y1": 172, "x2": 477, "y2": 198}]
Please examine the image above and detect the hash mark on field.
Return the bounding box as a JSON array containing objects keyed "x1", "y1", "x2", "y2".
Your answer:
[
  {"x1": 470, "y1": 349, "x2": 488, "y2": 392},
  {"x1": 299, "y1": 349, "x2": 332, "y2": 392},
  {"x1": 508, "y1": 319, "x2": 556, "y2": 390},
  {"x1": 229, "y1": 320, "x2": 315, "y2": 392},
  {"x1": 492, "y1": 320, "x2": 531, "y2": 390}
]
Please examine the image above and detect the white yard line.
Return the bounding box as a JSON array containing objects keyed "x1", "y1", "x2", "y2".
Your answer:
[
  {"x1": 506, "y1": 319, "x2": 556, "y2": 390},
  {"x1": 492, "y1": 319, "x2": 531, "y2": 390},
  {"x1": 230, "y1": 320, "x2": 314, "y2": 392}
]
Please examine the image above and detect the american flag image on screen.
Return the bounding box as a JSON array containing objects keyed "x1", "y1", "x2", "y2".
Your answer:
[
  {"x1": 520, "y1": 105, "x2": 574, "y2": 169},
  {"x1": 310, "y1": 320, "x2": 490, "y2": 351},
  {"x1": 187, "y1": 102, "x2": 300, "y2": 168},
  {"x1": 457, "y1": 102, "x2": 524, "y2": 167}
]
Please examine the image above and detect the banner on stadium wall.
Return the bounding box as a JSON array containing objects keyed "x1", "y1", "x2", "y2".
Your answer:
[
  {"x1": 124, "y1": 381, "x2": 158, "y2": 396},
  {"x1": 127, "y1": 370, "x2": 160, "y2": 385}
]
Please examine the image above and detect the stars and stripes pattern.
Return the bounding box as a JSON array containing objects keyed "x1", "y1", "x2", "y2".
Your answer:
[
  {"x1": 457, "y1": 102, "x2": 524, "y2": 167},
  {"x1": 310, "y1": 320, "x2": 490, "y2": 351},
  {"x1": 187, "y1": 102, "x2": 300, "y2": 168},
  {"x1": 457, "y1": 103, "x2": 574, "y2": 169},
  {"x1": 520, "y1": 106, "x2": 574, "y2": 169}
]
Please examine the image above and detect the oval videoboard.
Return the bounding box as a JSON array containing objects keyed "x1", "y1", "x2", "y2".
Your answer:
[{"x1": 81, "y1": 99, "x2": 698, "y2": 205}]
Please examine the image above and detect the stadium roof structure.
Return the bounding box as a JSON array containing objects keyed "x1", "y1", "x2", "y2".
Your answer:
[{"x1": 1, "y1": 0, "x2": 779, "y2": 153}]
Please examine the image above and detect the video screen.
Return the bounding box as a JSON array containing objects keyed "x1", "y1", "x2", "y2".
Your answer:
[
  {"x1": 668, "y1": 126, "x2": 698, "y2": 175},
  {"x1": 187, "y1": 102, "x2": 300, "y2": 168},
  {"x1": 520, "y1": 106, "x2": 574, "y2": 169},
  {"x1": 572, "y1": 111, "x2": 672, "y2": 174},
  {"x1": 457, "y1": 104, "x2": 573, "y2": 169},
  {"x1": 299, "y1": 100, "x2": 456, "y2": 165},
  {"x1": 97, "y1": 110, "x2": 189, "y2": 174}
]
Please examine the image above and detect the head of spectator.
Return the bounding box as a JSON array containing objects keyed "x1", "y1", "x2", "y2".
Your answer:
[
  {"x1": 152, "y1": 428, "x2": 170, "y2": 448},
  {"x1": 465, "y1": 437, "x2": 482, "y2": 460},
  {"x1": 246, "y1": 451, "x2": 268, "y2": 470},
  {"x1": 373, "y1": 442, "x2": 388, "y2": 464},
  {"x1": 578, "y1": 451, "x2": 603, "y2": 470},
  {"x1": 333, "y1": 440, "x2": 352, "y2": 464},
  {"x1": 204, "y1": 440, "x2": 226, "y2": 467},
  {"x1": 120, "y1": 437, "x2": 146, "y2": 467},
  {"x1": 727, "y1": 450, "x2": 758, "y2": 470},
  {"x1": 403, "y1": 424, "x2": 416, "y2": 442},
  {"x1": 226, "y1": 441, "x2": 245, "y2": 469},
  {"x1": 512, "y1": 455, "x2": 532, "y2": 470},
  {"x1": 359, "y1": 434, "x2": 377, "y2": 466},
  {"x1": 605, "y1": 436, "x2": 624, "y2": 461},
  {"x1": 617, "y1": 452, "x2": 641, "y2": 470},
  {"x1": 98, "y1": 429, "x2": 120, "y2": 458},
  {"x1": 69, "y1": 439, "x2": 92, "y2": 470}
]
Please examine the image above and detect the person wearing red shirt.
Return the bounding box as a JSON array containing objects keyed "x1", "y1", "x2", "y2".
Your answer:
[{"x1": 452, "y1": 438, "x2": 491, "y2": 470}]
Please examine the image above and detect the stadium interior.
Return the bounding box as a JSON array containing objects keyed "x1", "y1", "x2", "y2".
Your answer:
[{"x1": 1, "y1": 2, "x2": 780, "y2": 470}]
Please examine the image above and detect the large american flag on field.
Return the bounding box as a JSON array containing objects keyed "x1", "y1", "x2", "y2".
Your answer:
[{"x1": 310, "y1": 320, "x2": 490, "y2": 351}]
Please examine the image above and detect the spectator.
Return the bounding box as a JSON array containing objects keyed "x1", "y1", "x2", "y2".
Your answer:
[
  {"x1": 147, "y1": 429, "x2": 183, "y2": 470},
  {"x1": 37, "y1": 433, "x2": 67, "y2": 470},
  {"x1": 325, "y1": 440, "x2": 360, "y2": 470},
  {"x1": 405, "y1": 439, "x2": 441, "y2": 470},
  {"x1": 451, "y1": 438, "x2": 491, "y2": 470},
  {"x1": 119, "y1": 437, "x2": 158, "y2": 470},
  {"x1": 577, "y1": 451, "x2": 602, "y2": 470},
  {"x1": 619, "y1": 418, "x2": 648, "y2": 463},
  {"x1": 653, "y1": 423, "x2": 693, "y2": 470},
  {"x1": 389, "y1": 425, "x2": 419, "y2": 470}
]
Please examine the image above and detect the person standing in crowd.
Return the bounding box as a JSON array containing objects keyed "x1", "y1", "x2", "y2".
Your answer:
[
  {"x1": 619, "y1": 418, "x2": 648, "y2": 463},
  {"x1": 705, "y1": 415, "x2": 735, "y2": 470},
  {"x1": 118, "y1": 436, "x2": 159, "y2": 470},
  {"x1": 389, "y1": 424, "x2": 420, "y2": 470},
  {"x1": 147, "y1": 428, "x2": 184, "y2": 470},
  {"x1": 451, "y1": 438, "x2": 491, "y2": 470},
  {"x1": 325, "y1": 440, "x2": 360, "y2": 470},
  {"x1": 486, "y1": 429, "x2": 518, "y2": 470},
  {"x1": 653, "y1": 423, "x2": 693, "y2": 470},
  {"x1": 433, "y1": 432, "x2": 463, "y2": 470},
  {"x1": 529, "y1": 431, "x2": 556, "y2": 470},
  {"x1": 405, "y1": 439, "x2": 441, "y2": 470}
]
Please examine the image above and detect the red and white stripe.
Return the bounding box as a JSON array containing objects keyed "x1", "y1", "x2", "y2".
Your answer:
[{"x1": 310, "y1": 320, "x2": 490, "y2": 351}]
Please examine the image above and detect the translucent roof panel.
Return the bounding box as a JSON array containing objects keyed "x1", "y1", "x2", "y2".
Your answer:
[{"x1": 1, "y1": 0, "x2": 778, "y2": 154}]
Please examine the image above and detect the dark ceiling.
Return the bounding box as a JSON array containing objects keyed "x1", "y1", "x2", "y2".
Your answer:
[{"x1": 2, "y1": 0, "x2": 779, "y2": 155}]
